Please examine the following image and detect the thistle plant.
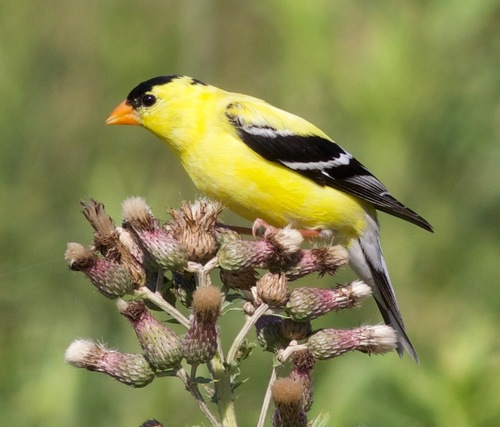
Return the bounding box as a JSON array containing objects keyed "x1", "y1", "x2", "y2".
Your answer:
[{"x1": 64, "y1": 198, "x2": 398, "y2": 427}]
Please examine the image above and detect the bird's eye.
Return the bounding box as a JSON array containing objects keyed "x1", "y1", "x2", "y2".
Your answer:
[{"x1": 141, "y1": 94, "x2": 157, "y2": 107}]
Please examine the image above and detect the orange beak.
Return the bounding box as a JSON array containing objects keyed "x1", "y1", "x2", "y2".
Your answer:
[{"x1": 105, "y1": 100, "x2": 141, "y2": 125}]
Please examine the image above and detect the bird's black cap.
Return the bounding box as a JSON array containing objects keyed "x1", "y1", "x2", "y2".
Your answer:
[
  {"x1": 126, "y1": 75, "x2": 207, "y2": 108},
  {"x1": 126, "y1": 75, "x2": 180, "y2": 107}
]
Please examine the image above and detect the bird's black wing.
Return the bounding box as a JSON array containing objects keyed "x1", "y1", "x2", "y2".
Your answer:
[{"x1": 226, "y1": 102, "x2": 432, "y2": 232}]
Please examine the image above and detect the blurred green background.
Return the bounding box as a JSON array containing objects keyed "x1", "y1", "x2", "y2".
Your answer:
[{"x1": 1, "y1": 1, "x2": 499, "y2": 426}]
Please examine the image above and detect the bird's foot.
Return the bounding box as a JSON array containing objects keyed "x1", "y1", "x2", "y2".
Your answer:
[{"x1": 252, "y1": 218, "x2": 273, "y2": 237}]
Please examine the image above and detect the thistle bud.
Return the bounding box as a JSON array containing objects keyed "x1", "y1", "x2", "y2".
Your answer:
[
  {"x1": 65, "y1": 243, "x2": 136, "y2": 298},
  {"x1": 288, "y1": 349, "x2": 316, "y2": 412},
  {"x1": 255, "y1": 316, "x2": 291, "y2": 352},
  {"x1": 136, "y1": 224, "x2": 188, "y2": 272},
  {"x1": 217, "y1": 240, "x2": 275, "y2": 271},
  {"x1": 286, "y1": 281, "x2": 372, "y2": 321},
  {"x1": 218, "y1": 226, "x2": 303, "y2": 271},
  {"x1": 118, "y1": 300, "x2": 183, "y2": 371},
  {"x1": 271, "y1": 377, "x2": 307, "y2": 427},
  {"x1": 167, "y1": 199, "x2": 223, "y2": 263},
  {"x1": 65, "y1": 339, "x2": 155, "y2": 387},
  {"x1": 306, "y1": 325, "x2": 398, "y2": 360},
  {"x1": 182, "y1": 286, "x2": 222, "y2": 364},
  {"x1": 256, "y1": 273, "x2": 289, "y2": 307},
  {"x1": 286, "y1": 246, "x2": 349, "y2": 281}
]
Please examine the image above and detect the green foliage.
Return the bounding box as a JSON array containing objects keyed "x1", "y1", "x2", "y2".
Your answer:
[{"x1": 1, "y1": 0, "x2": 499, "y2": 426}]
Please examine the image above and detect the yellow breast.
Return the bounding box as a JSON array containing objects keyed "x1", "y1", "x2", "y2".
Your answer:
[{"x1": 179, "y1": 130, "x2": 368, "y2": 243}]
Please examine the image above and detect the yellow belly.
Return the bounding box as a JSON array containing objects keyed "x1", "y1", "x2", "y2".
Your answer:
[{"x1": 178, "y1": 133, "x2": 368, "y2": 244}]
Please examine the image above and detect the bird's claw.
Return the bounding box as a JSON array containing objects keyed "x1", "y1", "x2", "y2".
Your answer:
[{"x1": 252, "y1": 218, "x2": 273, "y2": 237}]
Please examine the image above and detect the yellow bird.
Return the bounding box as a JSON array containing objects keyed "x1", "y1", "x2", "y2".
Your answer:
[{"x1": 106, "y1": 75, "x2": 432, "y2": 362}]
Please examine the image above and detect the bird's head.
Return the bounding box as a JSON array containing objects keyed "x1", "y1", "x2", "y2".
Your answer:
[{"x1": 106, "y1": 75, "x2": 210, "y2": 141}]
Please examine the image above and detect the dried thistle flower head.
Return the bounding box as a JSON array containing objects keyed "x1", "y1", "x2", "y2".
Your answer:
[
  {"x1": 192, "y1": 286, "x2": 222, "y2": 323},
  {"x1": 79, "y1": 200, "x2": 147, "y2": 287},
  {"x1": 117, "y1": 299, "x2": 183, "y2": 371},
  {"x1": 65, "y1": 339, "x2": 155, "y2": 387},
  {"x1": 271, "y1": 377, "x2": 307, "y2": 427},
  {"x1": 81, "y1": 199, "x2": 115, "y2": 236},
  {"x1": 182, "y1": 286, "x2": 222, "y2": 364},
  {"x1": 167, "y1": 198, "x2": 223, "y2": 262}
]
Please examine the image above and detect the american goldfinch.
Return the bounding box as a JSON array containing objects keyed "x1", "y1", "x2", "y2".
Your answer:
[{"x1": 106, "y1": 75, "x2": 432, "y2": 362}]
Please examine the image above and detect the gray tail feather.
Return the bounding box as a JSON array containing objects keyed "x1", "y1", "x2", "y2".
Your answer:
[
  {"x1": 374, "y1": 297, "x2": 419, "y2": 363},
  {"x1": 348, "y1": 215, "x2": 419, "y2": 364}
]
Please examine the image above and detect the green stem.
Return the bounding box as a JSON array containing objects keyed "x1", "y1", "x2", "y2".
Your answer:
[
  {"x1": 211, "y1": 303, "x2": 269, "y2": 426},
  {"x1": 209, "y1": 342, "x2": 238, "y2": 427}
]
